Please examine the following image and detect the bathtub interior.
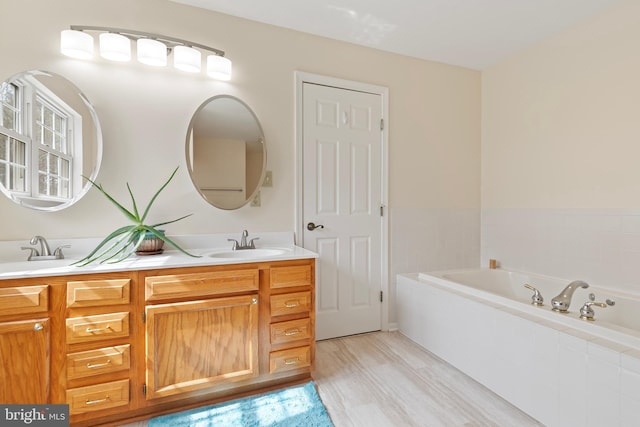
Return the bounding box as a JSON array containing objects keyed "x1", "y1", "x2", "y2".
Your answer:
[{"x1": 418, "y1": 268, "x2": 640, "y2": 338}]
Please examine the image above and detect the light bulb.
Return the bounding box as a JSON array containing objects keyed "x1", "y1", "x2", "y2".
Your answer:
[
  {"x1": 174, "y1": 46, "x2": 201, "y2": 73},
  {"x1": 60, "y1": 30, "x2": 94, "y2": 60},
  {"x1": 137, "y1": 39, "x2": 167, "y2": 67},
  {"x1": 99, "y1": 33, "x2": 131, "y2": 62},
  {"x1": 207, "y1": 55, "x2": 232, "y2": 81}
]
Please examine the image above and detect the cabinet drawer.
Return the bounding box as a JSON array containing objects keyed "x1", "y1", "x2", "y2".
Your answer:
[
  {"x1": 0, "y1": 285, "x2": 48, "y2": 316},
  {"x1": 270, "y1": 265, "x2": 312, "y2": 289},
  {"x1": 270, "y1": 318, "x2": 311, "y2": 345},
  {"x1": 66, "y1": 379, "x2": 129, "y2": 415},
  {"x1": 270, "y1": 292, "x2": 311, "y2": 317},
  {"x1": 269, "y1": 346, "x2": 311, "y2": 373},
  {"x1": 146, "y1": 269, "x2": 259, "y2": 301},
  {"x1": 66, "y1": 312, "x2": 129, "y2": 344},
  {"x1": 67, "y1": 279, "x2": 130, "y2": 307},
  {"x1": 67, "y1": 345, "x2": 131, "y2": 380}
]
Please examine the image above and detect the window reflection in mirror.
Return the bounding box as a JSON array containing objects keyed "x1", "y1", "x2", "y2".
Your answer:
[
  {"x1": 186, "y1": 95, "x2": 266, "y2": 210},
  {"x1": 0, "y1": 70, "x2": 102, "y2": 210}
]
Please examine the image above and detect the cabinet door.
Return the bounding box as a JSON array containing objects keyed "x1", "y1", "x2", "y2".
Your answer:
[
  {"x1": 0, "y1": 318, "x2": 49, "y2": 403},
  {"x1": 145, "y1": 295, "x2": 259, "y2": 399}
]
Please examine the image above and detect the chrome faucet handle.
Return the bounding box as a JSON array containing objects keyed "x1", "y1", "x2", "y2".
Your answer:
[
  {"x1": 227, "y1": 239, "x2": 239, "y2": 250},
  {"x1": 248, "y1": 237, "x2": 259, "y2": 249},
  {"x1": 21, "y1": 247, "x2": 40, "y2": 261},
  {"x1": 523, "y1": 284, "x2": 544, "y2": 306},
  {"x1": 53, "y1": 245, "x2": 71, "y2": 260},
  {"x1": 579, "y1": 300, "x2": 608, "y2": 321}
]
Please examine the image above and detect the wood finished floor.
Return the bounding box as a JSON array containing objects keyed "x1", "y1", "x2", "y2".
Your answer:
[{"x1": 121, "y1": 331, "x2": 543, "y2": 427}]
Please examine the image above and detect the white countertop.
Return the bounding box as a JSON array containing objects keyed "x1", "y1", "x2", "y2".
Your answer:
[{"x1": 0, "y1": 232, "x2": 318, "y2": 280}]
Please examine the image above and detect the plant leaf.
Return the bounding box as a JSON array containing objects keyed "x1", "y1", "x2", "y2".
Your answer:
[
  {"x1": 127, "y1": 183, "x2": 141, "y2": 222},
  {"x1": 71, "y1": 226, "x2": 135, "y2": 266},
  {"x1": 154, "y1": 231, "x2": 201, "y2": 258},
  {"x1": 83, "y1": 176, "x2": 138, "y2": 223},
  {"x1": 150, "y1": 214, "x2": 193, "y2": 229},
  {"x1": 140, "y1": 166, "x2": 179, "y2": 223}
]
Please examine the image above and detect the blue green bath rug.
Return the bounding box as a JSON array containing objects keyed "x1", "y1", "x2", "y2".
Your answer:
[{"x1": 148, "y1": 381, "x2": 333, "y2": 427}]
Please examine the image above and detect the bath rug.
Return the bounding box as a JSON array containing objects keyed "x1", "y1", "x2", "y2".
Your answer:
[{"x1": 147, "y1": 381, "x2": 333, "y2": 427}]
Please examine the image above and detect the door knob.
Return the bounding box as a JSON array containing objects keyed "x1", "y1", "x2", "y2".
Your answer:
[{"x1": 307, "y1": 222, "x2": 324, "y2": 231}]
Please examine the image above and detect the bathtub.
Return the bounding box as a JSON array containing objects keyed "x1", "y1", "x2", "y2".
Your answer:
[{"x1": 397, "y1": 269, "x2": 640, "y2": 427}]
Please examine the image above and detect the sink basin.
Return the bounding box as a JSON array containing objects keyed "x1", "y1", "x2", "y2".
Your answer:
[{"x1": 208, "y1": 248, "x2": 290, "y2": 259}]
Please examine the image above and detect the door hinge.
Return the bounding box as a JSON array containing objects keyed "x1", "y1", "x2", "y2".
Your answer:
[
  {"x1": 380, "y1": 118, "x2": 384, "y2": 131},
  {"x1": 380, "y1": 205, "x2": 384, "y2": 217},
  {"x1": 380, "y1": 291, "x2": 383, "y2": 302},
  {"x1": 142, "y1": 312, "x2": 146, "y2": 323},
  {"x1": 142, "y1": 384, "x2": 147, "y2": 396}
]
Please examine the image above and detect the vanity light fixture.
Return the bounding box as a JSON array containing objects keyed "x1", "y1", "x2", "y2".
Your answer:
[{"x1": 60, "y1": 26, "x2": 232, "y2": 80}]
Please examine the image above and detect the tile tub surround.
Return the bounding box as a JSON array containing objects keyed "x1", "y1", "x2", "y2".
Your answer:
[
  {"x1": 482, "y1": 208, "x2": 640, "y2": 294},
  {"x1": 0, "y1": 232, "x2": 317, "y2": 278},
  {"x1": 397, "y1": 272, "x2": 640, "y2": 427},
  {"x1": 390, "y1": 207, "x2": 480, "y2": 327}
]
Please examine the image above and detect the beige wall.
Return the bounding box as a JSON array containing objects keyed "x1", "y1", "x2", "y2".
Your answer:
[
  {"x1": 482, "y1": 0, "x2": 640, "y2": 209},
  {"x1": 0, "y1": 0, "x2": 480, "y2": 241}
]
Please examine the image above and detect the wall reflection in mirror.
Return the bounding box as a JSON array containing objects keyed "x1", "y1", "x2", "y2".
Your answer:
[
  {"x1": 0, "y1": 70, "x2": 102, "y2": 210},
  {"x1": 186, "y1": 95, "x2": 266, "y2": 210}
]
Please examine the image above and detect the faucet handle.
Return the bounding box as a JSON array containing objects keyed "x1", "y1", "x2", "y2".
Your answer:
[
  {"x1": 227, "y1": 239, "x2": 239, "y2": 250},
  {"x1": 53, "y1": 245, "x2": 71, "y2": 260},
  {"x1": 523, "y1": 284, "x2": 544, "y2": 306},
  {"x1": 579, "y1": 300, "x2": 608, "y2": 321},
  {"x1": 248, "y1": 237, "x2": 259, "y2": 249},
  {"x1": 21, "y1": 247, "x2": 40, "y2": 261}
]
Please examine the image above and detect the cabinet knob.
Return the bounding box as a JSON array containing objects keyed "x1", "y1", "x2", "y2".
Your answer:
[
  {"x1": 252, "y1": 298, "x2": 258, "y2": 305},
  {"x1": 33, "y1": 323, "x2": 44, "y2": 331}
]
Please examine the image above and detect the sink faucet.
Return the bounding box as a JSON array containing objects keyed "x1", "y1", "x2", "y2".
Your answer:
[
  {"x1": 30, "y1": 235, "x2": 52, "y2": 256},
  {"x1": 22, "y1": 236, "x2": 70, "y2": 261},
  {"x1": 551, "y1": 280, "x2": 589, "y2": 312},
  {"x1": 228, "y1": 230, "x2": 260, "y2": 250}
]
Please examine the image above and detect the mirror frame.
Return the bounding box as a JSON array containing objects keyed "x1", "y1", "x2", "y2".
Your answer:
[
  {"x1": 185, "y1": 95, "x2": 266, "y2": 210},
  {"x1": 0, "y1": 70, "x2": 103, "y2": 211}
]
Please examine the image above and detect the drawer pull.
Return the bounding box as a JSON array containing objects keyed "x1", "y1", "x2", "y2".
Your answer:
[
  {"x1": 85, "y1": 396, "x2": 110, "y2": 405},
  {"x1": 86, "y1": 360, "x2": 112, "y2": 369},
  {"x1": 284, "y1": 328, "x2": 301, "y2": 336},
  {"x1": 33, "y1": 323, "x2": 44, "y2": 331},
  {"x1": 86, "y1": 325, "x2": 111, "y2": 333},
  {"x1": 284, "y1": 300, "x2": 299, "y2": 308},
  {"x1": 284, "y1": 357, "x2": 300, "y2": 365}
]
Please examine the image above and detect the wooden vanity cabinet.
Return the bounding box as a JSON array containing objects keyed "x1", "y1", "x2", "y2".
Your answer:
[
  {"x1": 143, "y1": 267, "x2": 260, "y2": 400},
  {"x1": 0, "y1": 282, "x2": 50, "y2": 404},
  {"x1": 0, "y1": 257, "x2": 315, "y2": 427}
]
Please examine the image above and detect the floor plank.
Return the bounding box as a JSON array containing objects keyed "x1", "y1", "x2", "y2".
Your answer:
[
  {"x1": 313, "y1": 331, "x2": 543, "y2": 427},
  {"x1": 119, "y1": 331, "x2": 543, "y2": 426}
]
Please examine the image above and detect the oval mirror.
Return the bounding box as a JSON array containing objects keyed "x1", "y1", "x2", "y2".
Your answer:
[
  {"x1": 0, "y1": 70, "x2": 102, "y2": 211},
  {"x1": 186, "y1": 95, "x2": 266, "y2": 210}
]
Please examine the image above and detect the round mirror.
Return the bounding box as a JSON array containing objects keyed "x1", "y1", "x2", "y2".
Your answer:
[
  {"x1": 186, "y1": 95, "x2": 266, "y2": 210},
  {"x1": 0, "y1": 70, "x2": 102, "y2": 211}
]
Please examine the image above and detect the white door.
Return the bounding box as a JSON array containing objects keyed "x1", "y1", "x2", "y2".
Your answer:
[{"x1": 302, "y1": 82, "x2": 383, "y2": 340}]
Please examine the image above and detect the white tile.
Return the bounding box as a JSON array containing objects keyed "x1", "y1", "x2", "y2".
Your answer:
[
  {"x1": 588, "y1": 338, "x2": 625, "y2": 364},
  {"x1": 622, "y1": 350, "x2": 640, "y2": 373},
  {"x1": 587, "y1": 356, "x2": 620, "y2": 392},
  {"x1": 621, "y1": 368, "x2": 640, "y2": 401},
  {"x1": 621, "y1": 395, "x2": 640, "y2": 426}
]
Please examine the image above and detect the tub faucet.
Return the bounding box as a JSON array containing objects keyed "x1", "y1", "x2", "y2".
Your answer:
[{"x1": 551, "y1": 280, "x2": 589, "y2": 312}]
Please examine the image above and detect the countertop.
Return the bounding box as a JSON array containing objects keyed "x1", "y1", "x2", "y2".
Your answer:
[{"x1": 0, "y1": 232, "x2": 318, "y2": 280}]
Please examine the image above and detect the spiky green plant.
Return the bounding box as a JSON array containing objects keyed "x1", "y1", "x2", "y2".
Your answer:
[{"x1": 73, "y1": 167, "x2": 200, "y2": 266}]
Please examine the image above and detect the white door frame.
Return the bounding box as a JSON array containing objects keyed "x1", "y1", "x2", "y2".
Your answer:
[{"x1": 294, "y1": 71, "x2": 390, "y2": 333}]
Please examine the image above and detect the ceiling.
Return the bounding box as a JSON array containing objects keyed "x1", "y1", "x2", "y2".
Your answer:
[{"x1": 171, "y1": 0, "x2": 622, "y2": 69}]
